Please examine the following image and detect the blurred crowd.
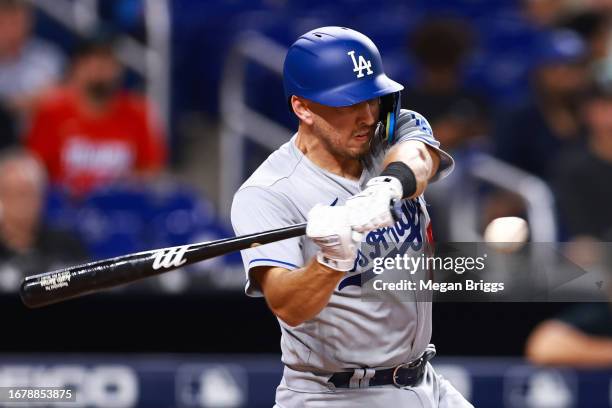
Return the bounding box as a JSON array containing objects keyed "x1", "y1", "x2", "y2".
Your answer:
[
  {"x1": 0, "y1": 0, "x2": 609, "y2": 365},
  {"x1": 0, "y1": 1, "x2": 166, "y2": 194},
  {"x1": 403, "y1": 6, "x2": 612, "y2": 244},
  {"x1": 399, "y1": 1, "x2": 612, "y2": 366},
  {"x1": 0, "y1": 0, "x2": 173, "y2": 291}
]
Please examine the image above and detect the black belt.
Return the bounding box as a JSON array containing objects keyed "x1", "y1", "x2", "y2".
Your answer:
[{"x1": 328, "y1": 349, "x2": 435, "y2": 388}]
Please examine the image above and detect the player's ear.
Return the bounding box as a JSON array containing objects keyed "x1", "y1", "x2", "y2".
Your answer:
[{"x1": 291, "y1": 96, "x2": 313, "y2": 125}]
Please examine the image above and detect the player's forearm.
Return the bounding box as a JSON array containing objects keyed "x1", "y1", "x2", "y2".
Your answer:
[
  {"x1": 257, "y1": 259, "x2": 344, "y2": 327},
  {"x1": 526, "y1": 321, "x2": 612, "y2": 367},
  {"x1": 382, "y1": 140, "x2": 440, "y2": 198}
]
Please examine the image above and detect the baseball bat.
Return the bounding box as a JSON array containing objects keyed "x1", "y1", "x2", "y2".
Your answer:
[{"x1": 20, "y1": 223, "x2": 307, "y2": 308}]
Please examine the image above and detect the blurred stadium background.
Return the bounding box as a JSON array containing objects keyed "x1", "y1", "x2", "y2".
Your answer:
[{"x1": 0, "y1": 0, "x2": 611, "y2": 406}]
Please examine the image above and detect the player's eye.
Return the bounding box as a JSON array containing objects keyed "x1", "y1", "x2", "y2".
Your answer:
[{"x1": 347, "y1": 98, "x2": 379, "y2": 113}]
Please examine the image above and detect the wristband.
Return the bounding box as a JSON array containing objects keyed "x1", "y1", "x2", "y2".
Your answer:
[{"x1": 379, "y1": 161, "x2": 417, "y2": 198}]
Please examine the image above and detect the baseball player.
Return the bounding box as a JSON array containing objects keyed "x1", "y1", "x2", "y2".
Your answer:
[{"x1": 231, "y1": 27, "x2": 472, "y2": 407}]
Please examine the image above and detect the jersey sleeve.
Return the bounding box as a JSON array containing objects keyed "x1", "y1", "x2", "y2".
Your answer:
[
  {"x1": 393, "y1": 109, "x2": 454, "y2": 182},
  {"x1": 231, "y1": 186, "x2": 304, "y2": 297}
]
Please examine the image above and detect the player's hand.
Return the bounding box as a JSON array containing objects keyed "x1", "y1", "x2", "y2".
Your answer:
[
  {"x1": 306, "y1": 204, "x2": 363, "y2": 272},
  {"x1": 345, "y1": 176, "x2": 402, "y2": 233}
]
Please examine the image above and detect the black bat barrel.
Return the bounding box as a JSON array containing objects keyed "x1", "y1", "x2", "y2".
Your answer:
[{"x1": 20, "y1": 223, "x2": 307, "y2": 308}]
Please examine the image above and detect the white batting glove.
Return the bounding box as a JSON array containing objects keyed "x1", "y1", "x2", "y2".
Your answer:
[
  {"x1": 345, "y1": 176, "x2": 402, "y2": 233},
  {"x1": 306, "y1": 204, "x2": 363, "y2": 271}
]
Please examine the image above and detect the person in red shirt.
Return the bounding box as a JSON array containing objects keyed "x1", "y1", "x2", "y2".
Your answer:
[{"x1": 25, "y1": 38, "x2": 166, "y2": 196}]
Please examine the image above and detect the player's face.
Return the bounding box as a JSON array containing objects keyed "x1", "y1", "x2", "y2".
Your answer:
[{"x1": 309, "y1": 98, "x2": 380, "y2": 159}]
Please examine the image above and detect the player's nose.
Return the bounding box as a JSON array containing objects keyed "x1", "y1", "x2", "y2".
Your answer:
[{"x1": 356, "y1": 99, "x2": 378, "y2": 126}]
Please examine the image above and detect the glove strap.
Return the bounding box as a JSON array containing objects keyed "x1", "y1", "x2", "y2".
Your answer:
[{"x1": 316, "y1": 252, "x2": 356, "y2": 272}]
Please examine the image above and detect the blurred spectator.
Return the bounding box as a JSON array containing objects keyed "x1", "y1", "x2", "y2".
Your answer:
[
  {"x1": 401, "y1": 18, "x2": 491, "y2": 243},
  {"x1": 553, "y1": 85, "x2": 612, "y2": 240},
  {"x1": 526, "y1": 301, "x2": 612, "y2": 366},
  {"x1": 0, "y1": 149, "x2": 87, "y2": 292},
  {"x1": 403, "y1": 18, "x2": 489, "y2": 151},
  {"x1": 493, "y1": 29, "x2": 588, "y2": 182},
  {"x1": 0, "y1": 0, "x2": 64, "y2": 118},
  {"x1": 526, "y1": 85, "x2": 612, "y2": 366},
  {"x1": 25, "y1": 37, "x2": 167, "y2": 196}
]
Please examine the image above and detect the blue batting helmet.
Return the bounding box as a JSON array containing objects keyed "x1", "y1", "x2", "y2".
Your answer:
[{"x1": 283, "y1": 26, "x2": 404, "y2": 142}]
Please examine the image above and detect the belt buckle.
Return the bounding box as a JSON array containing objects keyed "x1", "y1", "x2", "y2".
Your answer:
[{"x1": 392, "y1": 357, "x2": 423, "y2": 387}]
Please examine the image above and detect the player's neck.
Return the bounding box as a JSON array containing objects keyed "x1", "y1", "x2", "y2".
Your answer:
[{"x1": 295, "y1": 131, "x2": 363, "y2": 180}]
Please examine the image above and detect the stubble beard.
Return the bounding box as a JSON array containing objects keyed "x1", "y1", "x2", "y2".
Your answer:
[{"x1": 312, "y1": 121, "x2": 372, "y2": 161}]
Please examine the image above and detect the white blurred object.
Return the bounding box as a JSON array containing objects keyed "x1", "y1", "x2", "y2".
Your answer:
[
  {"x1": 525, "y1": 370, "x2": 573, "y2": 408},
  {"x1": 157, "y1": 269, "x2": 189, "y2": 294},
  {"x1": 0, "y1": 263, "x2": 20, "y2": 292},
  {"x1": 198, "y1": 366, "x2": 245, "y2": 407},
  {"x1": 484, "y1": 217, "x2": 529, "y2": 253}
]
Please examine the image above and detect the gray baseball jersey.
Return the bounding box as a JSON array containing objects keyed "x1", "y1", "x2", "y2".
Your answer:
[{"x1": 231, "y1": 110, "x2": 454, "y2": 393}]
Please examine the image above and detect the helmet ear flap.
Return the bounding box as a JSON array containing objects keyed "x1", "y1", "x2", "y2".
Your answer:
[
  {"x1": 378, "y1": 92, "x2": 401, "y2": 143},
  {"x1": 385, "y1": 111, "x2": 395, "y2": 142}
]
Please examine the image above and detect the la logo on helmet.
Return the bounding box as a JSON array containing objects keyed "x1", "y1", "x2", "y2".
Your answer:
[{"x1": 347, "y1": 50, "x2": 373, "y2": 78}]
